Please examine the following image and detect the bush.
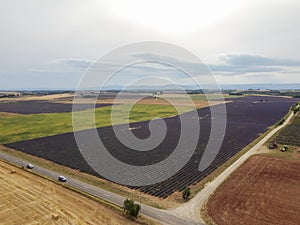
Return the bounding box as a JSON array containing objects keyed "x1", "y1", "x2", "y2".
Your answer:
[
  {"x1": 291, "y1": 103, "x2": 300, "y2": 114},
  {"x1": 277, "y1": 118, "x2": 285, "y2": 126},
  {"x1": 182, "y1": 187, "x2": 191, "y2": 201},
  {"x1": 123, "y1": 199, "x2": 141, "y2": 219}
]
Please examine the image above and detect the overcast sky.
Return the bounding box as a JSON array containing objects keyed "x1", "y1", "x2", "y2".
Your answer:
[{"x1": 0, "y1": 0, "x2": 299, "y2": 90}]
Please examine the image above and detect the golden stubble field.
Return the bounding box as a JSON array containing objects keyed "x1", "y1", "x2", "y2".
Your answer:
[
  {"x1": 0, "y1": 160, "x2": 145, "y2": 225},
  {"x1": 0, "y1": 93, "x2": 74, "y2": 102}
]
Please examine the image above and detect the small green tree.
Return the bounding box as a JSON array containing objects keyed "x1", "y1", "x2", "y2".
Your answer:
[
  {"x1": 123, "y1": 199, "x2": 133, "y2": 212},
  {"x1": 123, "y1": 199, "x2": 141, "y2": 219},
  {"x1": 291, "y1": 103, "x2": 300, "y2": 114},
  {"x1": 277, "y1": 118, "x2": 285, "y2": 126},
  {"x1": 182, "y1": 187, "x2": 191, "y2": 201},
  {"x1": 131, "y1": 203, "x2": 141, "y2": 218}
]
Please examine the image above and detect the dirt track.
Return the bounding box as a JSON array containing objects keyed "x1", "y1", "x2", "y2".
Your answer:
[
  {"x1": 0, "y1": 160, "x2": 142, "y2": 225},
  {"x1": 206, "y1": 155, "x2": 300, "y2": 225}
]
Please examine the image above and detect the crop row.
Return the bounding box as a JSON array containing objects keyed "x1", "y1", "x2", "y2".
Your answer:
[
  {"x1": 5, "y1": 96, "x2": 297, "y2": 198},
  {"x1": 275, "y1": 114, "x2": 300, "y2": 146}
]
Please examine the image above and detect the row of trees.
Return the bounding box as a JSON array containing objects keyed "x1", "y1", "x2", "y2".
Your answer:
[{"x1": 291, "y1": 103, "x2": 300, "y2": 114}]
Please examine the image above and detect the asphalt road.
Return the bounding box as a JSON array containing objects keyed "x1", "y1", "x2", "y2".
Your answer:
[{"x1": 0, "y1": 151, "x2": 203, "y2": 225}]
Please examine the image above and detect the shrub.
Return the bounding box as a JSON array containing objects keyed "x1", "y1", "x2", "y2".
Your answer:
[
  {"x1": 182, "y1": 187, "x2": 191, "y2": 201},
  {"x1": 123, "y1": 199, "x2": 141, "y2": 219}
]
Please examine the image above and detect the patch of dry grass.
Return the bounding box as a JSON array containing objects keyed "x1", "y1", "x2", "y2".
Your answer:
[{"x1": 0, "y1": 159, "x2": 158, "y2": 225}]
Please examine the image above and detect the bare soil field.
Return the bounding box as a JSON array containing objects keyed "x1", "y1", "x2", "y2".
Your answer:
[
  {"x1": 206, "y1": 155, "x2": 300, "y2": 225},
  {"x1": 0, "y1": 160, "x2": 147, "y2": 225}
]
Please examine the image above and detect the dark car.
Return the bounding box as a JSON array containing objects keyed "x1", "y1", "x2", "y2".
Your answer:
[
  {"x1": 58, "y1": 175, "x2": 67, "y2": 182},
  {"x1": 26, "y1": 164, "x2": 34, "y2": 169}
]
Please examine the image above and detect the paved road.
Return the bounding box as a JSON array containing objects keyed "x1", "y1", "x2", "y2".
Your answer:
[
  {"x1": 0, "y1": 151, "x2": 202, "y2": 225},
  {"x1": 168, "y1": 112, "x2": 295, "y2": 224}
]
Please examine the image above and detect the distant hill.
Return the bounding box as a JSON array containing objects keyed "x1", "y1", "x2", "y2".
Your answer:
[
  {"x1": 219, "y1": 83, "x2": 300, "y2": 90},
  {"x1": 101, "y1": 83, "x2": 300, "y2": 91}
]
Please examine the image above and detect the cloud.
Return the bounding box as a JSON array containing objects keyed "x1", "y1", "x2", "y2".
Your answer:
[
  {"x1": 132, "y1": 53, "x2": 300, "y2": 76},
  {"x1": 54, "y1": 58, "x2": 93, "y2": 69},
  {"x1": 50, "y1": 53, "x2": 300, "y2": 86},
  {"x1": 209, "y1": 64, "x2": 284, "y2": 74},
  {"x1": 208, "y1": 54, "x2": 300, "y2": 75},
  {"x1": 55, "y1": 53, "x2": 211, "y2": 76},
  {"x1": 1, "y1": 0, "x2": 300, "y2": 90},
  {"x1": 28, "y1": 58, "x2": 93, "y2": 75},
  {"x1": 131, "y1": 53, "x2": 211, "y2": 75},
  {"x1": 219, "y1": 54, "x2": 300, "y2": 67},
  {"x1": 46, "y1": 53, "x2": 217, "y2": 88}
]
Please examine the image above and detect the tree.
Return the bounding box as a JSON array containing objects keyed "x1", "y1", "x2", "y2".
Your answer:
[
  {"x1": 123, "y1": 199, "x2": 141, "y2": 219},
  {"x1": 182, "y1": 187, "x2": 191, "y2": 201},
  {"x1": 291, "y1": 103, "x2": 300, "y2": 114},
  {"x1": 123, "y1": 199, "x2": 133, "y2": 212}
]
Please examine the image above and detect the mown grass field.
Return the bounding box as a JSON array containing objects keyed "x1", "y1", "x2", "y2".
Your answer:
[{"x1": 0, "y1": 104, "x2": 192, "y2": 144}]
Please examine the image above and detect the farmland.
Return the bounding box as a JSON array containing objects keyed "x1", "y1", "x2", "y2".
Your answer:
[
  {"x1": 275, "y1": 112, "x2": 300, "y2": 146},
  {"x1": 4, "y1": 96, "x2": 297, "y2": 198},
  {"x1": 0, "y1": 103, "x2": 189, "y2": 144},
  {"x1": 0, "y1": 100, "x2": 112, "y2": 114},
  {"x1": 205, "y1": 155, "x2": 300, "y2": 225},
  {"x1": 1, "y1": 93, "x2": 220, "y2": 144},
  {"x1": 0, "y1": 159, "x2": 152, "y2": 225}
]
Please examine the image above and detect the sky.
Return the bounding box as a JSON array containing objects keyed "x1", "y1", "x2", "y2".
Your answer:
[{"x1": 0, "y1": 0, "x2": 300, "y2": 90}]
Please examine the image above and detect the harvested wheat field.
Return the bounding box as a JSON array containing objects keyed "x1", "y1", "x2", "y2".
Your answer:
[
  {"x1": 0, "y1": 160, "x2": 143, "y2": 225},
  {"x1": 206, "y1": 155, "x2": 300, "y2": 225},
  {"x1": 0, "y1": 93, "x2": 74, "y2": 102}
]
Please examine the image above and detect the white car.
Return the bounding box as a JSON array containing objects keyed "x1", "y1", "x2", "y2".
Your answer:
[
  {"x1": 26, "y1": 164, "x2": 34, "y2": 169},
  {"x1": 58, "y1": 176, "x2": 67, "y2": 182}
]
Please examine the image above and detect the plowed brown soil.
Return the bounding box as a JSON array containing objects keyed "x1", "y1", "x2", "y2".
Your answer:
[{"x1": 206, "y1": 155, "x2": 300, "y2": 225}]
